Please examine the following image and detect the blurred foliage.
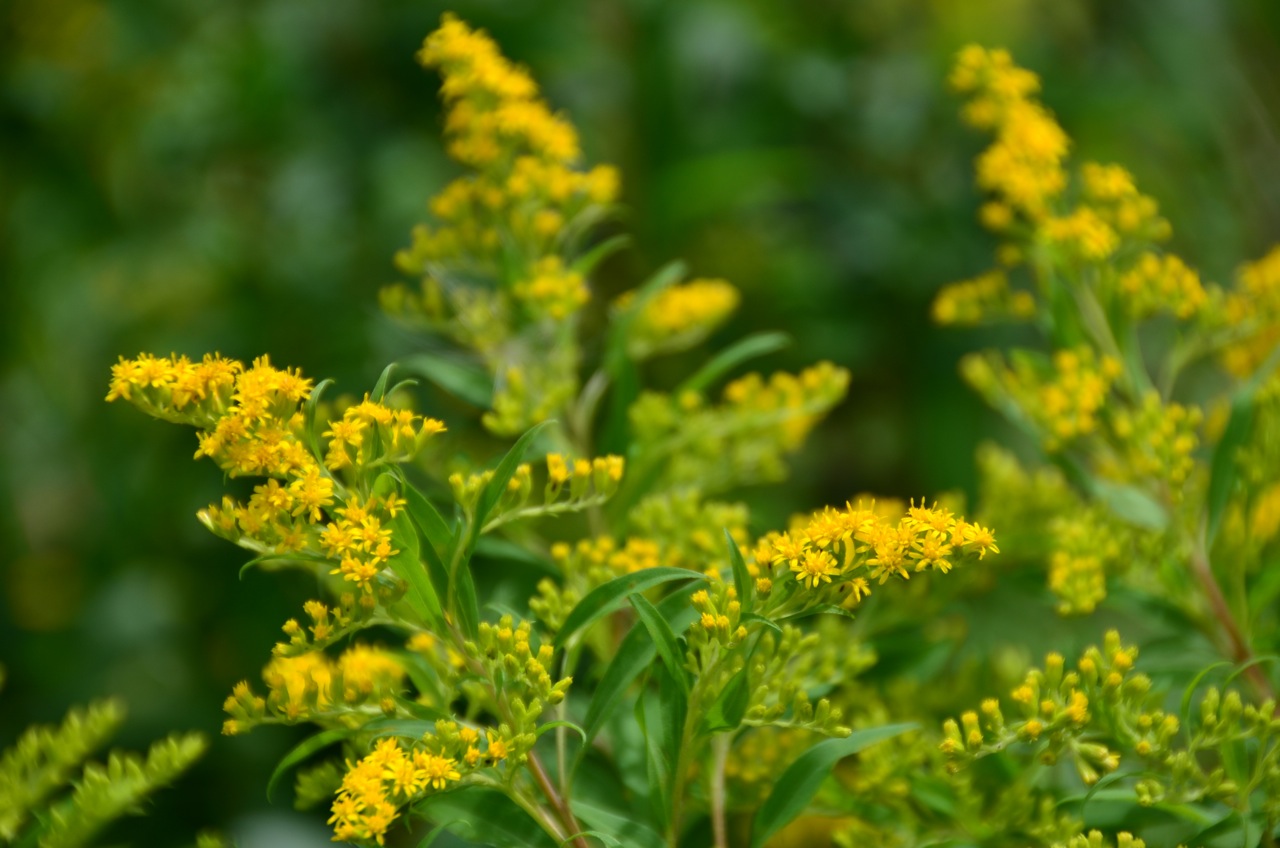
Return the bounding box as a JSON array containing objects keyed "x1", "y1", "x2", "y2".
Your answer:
[{"x1": 4, "y1": 0, "x2": 1280, "y2": 844}]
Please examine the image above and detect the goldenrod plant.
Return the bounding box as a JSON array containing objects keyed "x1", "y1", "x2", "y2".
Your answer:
[
  {"x1": 0, "y1": 667, "x2": 207, "y2": 848},
  {"x1": 909, "y1": 44, "x2": 1280, "y2": 847},
  {"x1": 108, "y1": 15, "x2": 997, "y2": 848}
]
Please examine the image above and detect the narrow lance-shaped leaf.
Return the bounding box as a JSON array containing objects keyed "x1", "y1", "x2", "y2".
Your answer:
[
  {"x1": 750, "y1": 723, "x2": 917, "y2": 848},
  {"x1": 266, "y1": 728, "x2": 350, "y2": 802},
  {"x1": 677, "y1": 331, "x2": 790, "y2": 395},
  {"x1": 582, "y1": 584, "x2": 702, "y2": 744},
  {"x1": 554, "y1": 568, "x2": 706, "y2": 649},
  {"x1": 724, "y1": 529, "x2": 754, "y2": 614},
  {"x1": 629, "y1": 593, "x2": 690, "y2": 695}
]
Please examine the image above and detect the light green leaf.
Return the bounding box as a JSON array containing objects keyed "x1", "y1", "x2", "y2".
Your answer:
[
  {"x1": 677, "y1": 331, "x2": 790, "y2": 395},
  {"x1": 400, "y1": 351, "x2": 494, "y2": 408},
  {"x1": 724, "y1": 529, "x2": 754, "y2": 614}
]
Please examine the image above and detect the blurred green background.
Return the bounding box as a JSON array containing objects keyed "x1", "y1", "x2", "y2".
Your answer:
[{"x1": 4, "y1": 0, "x2": 1280, "y2": 843}]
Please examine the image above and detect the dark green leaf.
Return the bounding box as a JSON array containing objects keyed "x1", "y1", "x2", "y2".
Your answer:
[
  {"x1": 472, "y1": 420, "x2": 555, "y2": 539},
  {"x1": 239, "y1": 550, "x2": 331, "y2": 580},
  {"x1": 402, "y1": 480, "x2": 452, "y2": 575},
  {"x1": 724, "y1": 529, "x2": 754, "y2": 614},
  {"x1": 303, "y1": 378, "x2": 334, "y2": 461},
  {"x1": 554, "y1": 567, "x2": 704, "y2": 649},
  {"x1": 629, "y1": 593, "x2": 690, "y2": 695},
  {"x1": 400, "y1": 351, "x2": 494, "y2": 408},
  {"x1": 1207, "y1": 394, "x2": 1254, "y2": 546},
  {"x1": 572, "y1": 801, "x2": 665, "y2": 848},
  {"x1": 677, "y1": 331, "x2": 790, "y2": 395},
  {"x1": 413, "y1": 787, "x2": 557, "y2": 848},
  {"x1": 702, "y1": 663, "x2": 751, "y2": 733},
  {"x1": 386, "y1": 507, "x2": 445, "y2": 629},
  {"x1": 582, "y1": 585, "x2": 701, "y2": 744},
  {"x1": 266, "y1": 728, "x2": 350, "y2": 802},
  {"x1": 750, "y1": 723, "x2": 916, "y2": 848}
]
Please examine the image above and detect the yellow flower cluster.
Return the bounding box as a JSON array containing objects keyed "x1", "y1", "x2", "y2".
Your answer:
[
  {"x1": 446, "y1": 453, "x2": 623, "y2": 527},
  {"x1": 974, "y1": 347, "x2": 1120, "y2": 451},
  {"x1": 619, "y1": 278, "x2": 741, "y2": 356},
  {"x1": 323, "y1": 397, "x2": 446, "y2": 472},
  {"x1": 1106, "y1": 392, "x2": 1202, "y2": 492},
  {"x1": 221, "y1": 644, "x2": 405, "y2": 733},
  {"x1": 472, "y1": 617, "x2": 573, "y2": 717},
  {"x1": 418, "y1": 13, "x2": 577, "y2": 167},
  {"x1": 511, "y1": 256, "x2": 589, "y2": 320},
  {"x1": 1041, "y1": 206, "x2": 1119, "y2": 262},
  {"x1": 630, "y1": 362, "x2": 851, "y2": 491},
  {"x1": 1117, "y1": 252, "x2": 1207, "y2": 320},
  {"x1": 951, "y1": 46, "x2": 1066, "y2": 220},
  {"x1": 1250, "y1": 482, "x2": 1280, "y2": 544},
  {"x1": 757, "y1": 499, "x2": 997, "y2": 604},
  {"x1": 317, "y1": 494, "x2": 405, "y2": 592},
  {"x1": 552, "y1": 535, "x2": 662, "y2": 578},
  {"x1": 1076, "y1": 161, "x2": 1170, "y2": 243},
  {"x1": 384, "y1": 15, "x2": 623, "y2": 437},
  {"x1": 942, "y1": 632, "x2": 1163, "y2": 787},
  {"x1": 330, "y1": 726, "x2": 505, "y2": 846},
  {"x1": 105, "y1": 352, "x2": 242, "y2": 426},
  {"x1": 1047, "y1": 550, "x2": 1106, "y2": 616},
  {"x1": 931, "y1": 269, "x2": 1036, "y2": 325},
  {"x1": 1222, "y1": 244, "x2": 1280, "y2": 376}
]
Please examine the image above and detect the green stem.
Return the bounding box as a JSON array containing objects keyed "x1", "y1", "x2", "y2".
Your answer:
[{"x1": 710, "y1": 734, "x2": 731, "y2": 848}]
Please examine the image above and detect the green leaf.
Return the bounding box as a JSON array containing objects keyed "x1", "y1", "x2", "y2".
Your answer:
[
  {"x1": 238, "y1": 550, "x2": 331, "y2": 580},
  {"x1": 1207, "y1": 394, "x2": 1255, "y2": 546},
  {"x1": 363, "y1": 718, "x2": 437, "y2": 740},
  {"x1": 303, "y1": 378, "x2": 334, "y2": 461},
  {"x1": 535, "y1": 720, "x2": 587, "y2": 744},
  {"x1": 571, "y1": 234, "x2": 631, "y2": 277},
  {"x1": 750, "y1": 723, "x2": 916, "y2": 848},
  {"x1": 371, "y1": 362, "x2": 398, "y2": 402},
  {"x1": 472, "y1": 420, "x2": 555, "y2": 539},
  {"x1": 401, "y1": 479, "x2": 452, "y2": 578},
  {"x1": 572, "y1": 801, "x2": 665, "y2": 848},
  {"x1": 724, "y1": 529, "x2": 754, "y2": 614},
  {"x1": 629, "y1": 593, "x2": 690, "y2": 695},
  {"x1": 554, "y1": 567, "x2": 705, "y2": 649},
  {"x1": 677, "y1": 331, "x2": 790, "y2": 395},
  {"x1": 702, "y1": 663, "x2": 751, "y2": 734},
  {"x1": 266, "y1": 728, "x2": 349, "y2": 802},
  {"x1": 741, "y1": 612, "x2": 782, "y2": 636},
  {"x1": 1089, "y1": 478, "x2": 1168, "y2": 532},
  {"x1": 582, "y1": 584, "x2": 701, "y2": 744},
  {"x1": 559, "y1": 833, "x2": 620, "y2": 847},
  {"x1": 400, "y1": 351, "x2": 494, "y2": 408},
  {"x1": 386, "y1": 508, "x2": 445, "y2": 629},
  {"x1": 474, "y1": 536, "x2": 558, "y2": 574},
  {"x1": 413, "y1": 787, "x2": 557, "y2": 848},
  {"x1": 636, "y1": 666, "x2": 688, "y2": 830},
  {"x1": 604, "y1": 260, "x2": 687, "y2": 376},
  {"x1": 779, "y1": 605, "x2": 857, "y2": 623}
]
